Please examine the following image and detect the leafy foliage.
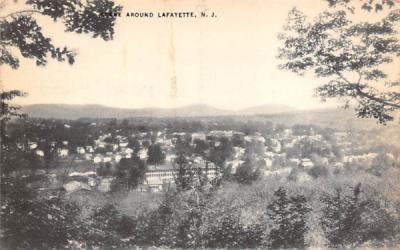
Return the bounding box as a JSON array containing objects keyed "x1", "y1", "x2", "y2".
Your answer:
[
  {"x1": 1, "y1": 178, "x2": 80, "y2": 249},
  {"x1": 1, "y1": 90, "x2": 27, "y2": 174},
  {"x1": 75, "y1": 203, "x2": 134, "y2": 249},
  {"x1": 0, "y1": 0, "x2": 122, "y2": 69},
  {"x1": 278, "y1": 1, "x2": 400, "y2": 123},
  {"x1": 234, "y1": 152, "x2": 261, "y2": 185},
  {"x1": 112, "y1": 156, "x2": 146, "y2": 191},
  {"x1": 147, "y1": 143, "x2": 165, "y2": 165}
]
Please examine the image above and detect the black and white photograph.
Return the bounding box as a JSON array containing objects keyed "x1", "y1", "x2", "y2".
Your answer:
[{"x1": 1, "y1": 0, "x2": 400, "y2": 249}]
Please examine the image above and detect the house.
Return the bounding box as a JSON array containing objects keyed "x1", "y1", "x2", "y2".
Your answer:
[
  {"x1": 76, "y1": 147, "x2": 85, "y2": 154},
  {"x1": 29, "y1": 142, "x2": 38, "y2": 150},
  {"x1": 225, "y1": 159, "x2": 245, "y2": 174},
  {"x1": 93, "y1": 155, "x2": 102, "y2": 163},
  {"x1": 209, "y1": 130, "x2": 233, "y2": 139},
  {"x1": 244, "y1": 135, "x2": 266, "y2": 144},
  {"x1": 233, "y1": 147, "x2": 245, "y2": 159},
  {"x1": 343, "y1": 153, "x2": 378, "y2": 163},
  {"x1": 137, "y1": 148, "x2": 148, "y2": 160},
  {"x1": 172, "y1": 132, "x2": 186, "y2": 138},
  {"x1": 57, "y1": 148, "x2": 69, "y2": 157},
  {"x1": 84, "y1": 153, "x2": 93, "y2": 160},
  {"x1": 191, "y1": 132, "x2": 206, "y2": 143},
  {"x1": 35, "y1": 149, "x2": 44, "y2": 157},
  {"x1": 114, "y1": 154, "x2": 122, "y2": 162},
  {"x1": 69, "y1": 171, "x2": 96, "y2": 177},
  {"x1": 264, "y1": 158, "x2": 273, "y2": 168},
  {"x1": 289, "y1": 158, "x2": 301, "y2": 166},
  {"x1": 124, "y1": 148, "x2": 134, "y2": 154},
  {"x1": 269, "y1": 139, "x2": 282, "y2": 153},
  {"x1": 165, "y1": 153, "x2": 176, "y2": 162},
  {"x1": 63, "y1": 181, "x2": 91, "y2": 193},
  {"x1": 85, "y1": 146, "x2": 94, "y2": 153},
  {"x1": 264, "y1": 167, "x2": 292, "y2": 177},
  {"x1": 301, "y1": 158, "x2": 314, "y2": 169}
]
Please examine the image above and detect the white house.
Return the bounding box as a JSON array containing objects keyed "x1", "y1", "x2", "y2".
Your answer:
[
  {"x1": 301, "y1": 158, "x2": 314, "y2": 169},
  {"x1": 29, "y1": 142, "x2": 38, "y2": 150},
  {"x1": 76, "y1": 147, "x2": 85, "y2": 154},
  {"x1": 138, "y1": 148, "x2": 148, "y2": 160},
  {"x1": 85, "y1": 146, "x2": 94, "y2": 153},
  {"x1": 93, "y1": 155, "x2": 102, "y2": 163},
  {"x1": 57, "y1": 148, "x2": 69, "y2": 157},
  {"x1": 35, "y1": 149, "x2": 44, "y2": 157},
  {"x1": 115, "y1": 154, "x2": 122, "y2": 162},
  {"x1": 191, "y1": 132, "x2": 206, "y2": 143}
]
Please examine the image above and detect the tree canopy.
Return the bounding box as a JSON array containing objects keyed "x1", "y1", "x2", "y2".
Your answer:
[
  {"x1": 0, "y1": 0, "x2": 122, "y2": 69},
  {"x1": 278, "y1": 0, "x2": 400, "y2": 123}
]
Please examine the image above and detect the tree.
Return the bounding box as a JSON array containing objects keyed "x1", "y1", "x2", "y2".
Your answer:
[
  {"x1": 1, "y1": 179, "x2": 81, "y2": 249},
  {"x1": 205, "y1": 213, "x2": 245, "y2": 248},
  {"x1": 78, "y1": 204, "x2": 134, "y2": 249},
  {"x1": 1, "y1": 90, "x2": 27, "y2": 174},
  {"x1": 207, "y1": 137, "x2": 233, "y2": 178},
  {"x1": 0, "y1": 90, "x2": 26, "y2": 140},
  {"x1": 368, "y1": 152, "x2": 396, "y2": 176},
  {"x1": 193, "y1": 139, "x2": 209, "y2": 156},
  {"x1": 0, "y1": 0, "x2": 122, "y2": 69},
  {"x1": 147, "y1": 144, "x2": 165, "y2": 165},
  {"x1": 234, "y1": 153, "x2": 261, "y2": 185},
  {"x1": 113, "y1": 156, "x2": 146, "y2": 191},
  {"x1": 320, "y1": 183, "x2": 399, "y2": 248},
  {"x1": 278, "y1": 0, "x2": 400, "y2": 123},
  {"x1": 267, "y1": 187, "x2": 312, "y2": 248},
  {"x1": 173, "y1": 154, "x2": 195, "y2": 192}
]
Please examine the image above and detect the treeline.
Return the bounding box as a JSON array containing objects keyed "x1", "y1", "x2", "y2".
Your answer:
[{"x1": 2, "y1": 174, "x2": 399, "y2": 249}]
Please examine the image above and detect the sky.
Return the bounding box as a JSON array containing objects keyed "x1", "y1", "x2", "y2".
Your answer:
[{"x1": 1, "y1": 0, "x2": 397, "y2": 110}]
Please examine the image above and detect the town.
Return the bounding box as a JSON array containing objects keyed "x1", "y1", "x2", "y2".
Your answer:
[{"x1": 6, "y1": 116, "x2": 398, "y2": 195}]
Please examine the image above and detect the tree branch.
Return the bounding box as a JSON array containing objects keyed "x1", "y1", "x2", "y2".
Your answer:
[
  {"x1": 0, "y1": 9, "x2": 41, "y2": 19},
  {"x1": 334, "y1": 70, "x2": 400, "y2": 109},
  {"x1": 354, "y1": 87, "x2": 400, "y2": 109}
]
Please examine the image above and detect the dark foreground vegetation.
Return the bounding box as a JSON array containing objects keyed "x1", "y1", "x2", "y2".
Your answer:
[{"x1": 2, "y1": 167, "x2": 400, "y2": 249}]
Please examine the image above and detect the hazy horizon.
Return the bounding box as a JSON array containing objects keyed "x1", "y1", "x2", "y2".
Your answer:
[{"x1": 18, "y1": 102, "x2": 347, "y2": 113}]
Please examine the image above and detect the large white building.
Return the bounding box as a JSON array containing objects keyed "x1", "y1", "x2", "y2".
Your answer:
[{"x1": 144, "y1": 161, "x2": 219, "y2": 192}]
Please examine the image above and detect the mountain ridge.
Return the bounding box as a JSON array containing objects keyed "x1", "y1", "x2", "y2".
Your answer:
[{"x1": 21, "y1": 103, "x2": 297, "y2": 119}]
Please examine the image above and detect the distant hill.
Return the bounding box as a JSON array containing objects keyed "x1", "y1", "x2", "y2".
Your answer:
[
  {"x1": 237, "y1": 104, "x2": 295, "y2": 115},
  {"x1": 250, "y1": 108, "x2": 394, "y2": 130},
  {"x1": 21, "y1": 103, "x2": 297, "y2": 119},
  {"x1": 20, "y1": 103, "x2": 400, "y2": 130}
]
